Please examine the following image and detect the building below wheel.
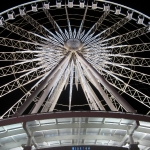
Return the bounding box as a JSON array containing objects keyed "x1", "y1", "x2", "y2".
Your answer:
[{"x1": 0, "y1": 111, "x2": 150, "y2": 150}]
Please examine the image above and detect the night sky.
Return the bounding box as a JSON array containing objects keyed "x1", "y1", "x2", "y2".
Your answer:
[{"x1": 0, "y1": 0, "x2": 150, "y2": 116}]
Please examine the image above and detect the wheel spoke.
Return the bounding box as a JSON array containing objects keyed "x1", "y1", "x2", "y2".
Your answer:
[
  {"x1": 0, "y1": 75, "x2": 47, "y2": 118},
  {"x1": 14, "y1": 53, "x2": 71, "y2": 115},
  {"x1": 0, "y1": 52, "x2": 35, "y2": 61},
  {"x1": 80, "y1": 59, "x2": 116, "y2": 111},
  {"x1": 3, "y1": 22, "x2": 47, "y2": 43},
  {"x1": 0, "y1": 61, "x2": 39, "y2": 77},
  {"x1": 86, "y1": 81, "x2": 106, "y2": 111},
  {"x1": 103, "y1": 87, "x2": 126, "y2": 112},
  {"x1": 86, "y1": 55, "x2": 150, "y2": 108},
  {"x1": 76, "y1": 59, "x2": 99, "y2": 110},
  {"x1": 69, "y1": 60, "x2": 74, "y2": 110},
  {"x1": 108, "y1": 43, "x2": 150, "y2": 54},
  {"x1": 99, "y1": 17, "x2": 129, "y2": 40},
  {"x1": 77, "y1": 2, "x2": 88, "y2": 38},
  {"x1": 106, "y1": 62, "x2": 150, "y2": 85},
  {"x1": 65, "y1": 3, "x2": 73, "y2": 38},
  {"x1": 31, "y1": 55, "x2": 70, "y2": 113},
  {"x1": 102, "y1": 70, "x2": 150, "y2": 109},
  {"x1": 75, "y1": 65, "x2": 79, "y2": 90},
  {"x1": 0, "y1": 37, "x2": 42, "y2": 50},
  {"x1": 78, "y1": 54, "x2": 135, "y2": 112},
  {"x1": 47, "y1": 73, "x2": 69, "y2": 112},
  {"x1": 111, "y1": 55, "x2": 150, "y2": 67},
  {"x1": 82, "y1": 11, "x2": 110, "y2": 41},
  {"x1": 39, "y1": 25, "x2": 64, "y2": 46},
  {"x1": 41, "y1": 63, "x2": 71, "y2": 112},
  {"x1": 43, "y1": 8, "x2": 67, "y2": 40},
  {"x1": 102, "y1": 26, "x2": 149, "y2": 45},
  {"x1": 0, "y1": 68, "x2": 45, "y2": 97},
  {"x1": 22, "y1": 13, "x2": 51, "y2": 38}
]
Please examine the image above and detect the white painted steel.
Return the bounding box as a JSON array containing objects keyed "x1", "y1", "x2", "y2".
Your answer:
[{"x1": 0, "y1": 0, "x2": 150, "y2": 121}]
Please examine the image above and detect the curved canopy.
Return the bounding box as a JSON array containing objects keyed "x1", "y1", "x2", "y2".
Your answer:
[{"x1": 0, "y1": 111, "x2": 150, "y2": 150}]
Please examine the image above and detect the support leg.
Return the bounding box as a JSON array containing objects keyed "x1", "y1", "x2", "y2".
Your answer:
[
  {"x1": 129, "y1": 134, "x2": 139, "y2": 150},
  {"x1": 76, "y1": 52, "x2": 135, "y2": 113},
  {"x1": 15, "y1": 53, "x2": 71, "y2": 115}
]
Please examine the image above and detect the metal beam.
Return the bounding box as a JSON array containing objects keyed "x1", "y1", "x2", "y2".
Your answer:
[
  {"x1": 43, "y1": 8, "x2": 67, "y2": 40},
  {"x1": 82, "y1": 10, "x2": 109, "y2": 41},
  {"x1": 3, "y1": 22, "x2": 45, "y2": 43},
  {"x1": 110, "y1": 55, "x2": 150, "y2": 67},
  {"x1": 76, "y1": 60, "x2": 98, "y2": 110},
  {"x1": 106, "y1": 63, "x2": 150, "y2": 86},
  {"x1": 14, "y1": 52, "x2": 71, "y2": 115},
  {"x1": 119, "y1": 121, "x2": 139, "y2": 146},
  {"x1": 77, "y1": 1, "x2": 89, "y2": 38},
  {"x1": 102, "y1": 71, "x2": 150, "y2": 109},
  {"x1": 102, "y1": 26, "x2": 149, "y2": 46},
  {"x1": 0, "y1": 67, "x2": 44, "y2": 98},
  {"x1": 69, "y1": 61, "x2": 74, "y2": 110},
  {"x1": 31, "y1": 57, "x2": 70, "y2": 113},
  {"x1": 81, "y1": 61, "x2": 117, "y2": 111},
  {"x1": 22, "y1": 14, "x2": 50, "y2": 38},
  {"x1": 76, "y1": 52, "x2": 135, "y2": 113},
  {"x1": 48, "y1": 76, "x2": 67, "y2": 112},
  {"x1": 23, "y1": 122, "x2": 38, "y2": 148},
  {"x1": 77, "y1": 118, "x2": 82, "y2": 145},
  {"x1": 65, "y1": 2, "x2": 72, "y2": 38},
  {"x1": 108, "y1": 43, "x2": 150, "y2": 54},
  {"x1": 0, "y1": 60, "x2": 38, "y2": 77},
  {"x1": 86, "y1": 81, "x2": 105, "y2": 110},
  {"x1": 35, "y1": 134, "x2": 121, "y2": 143},
  {"x1": 0, "y1": 37, "x2": 42, "y2": 50},
  {"x1": 41, "y1": 61, "x2": 70, "y2": 112},
  {"x1": 100, "y1": 17, "x2": 129, "y2": 40}
]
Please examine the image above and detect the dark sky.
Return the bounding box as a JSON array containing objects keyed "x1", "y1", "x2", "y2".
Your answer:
[{"x1": 0, "y1": 0, "x2": 150, "y2": 116}]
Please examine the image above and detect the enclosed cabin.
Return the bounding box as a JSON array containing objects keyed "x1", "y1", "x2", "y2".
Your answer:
[
  {"x1": 56, "y1": 0, "x2": 62, "y2": 8},
  {"x1": 127, "y1": 10, "x2": 133, "y2": 20},
  {"x1": 68, "y1": 0, "x2": 74, "y2": 8},
  {"x1": 43, "y1": 1, "x2": 50, "y2": 9},
  {"x1": 79, "y1": 0, "x2": 85, "y2": 8},
  {"x1": 115, "y1": 6, "x2": 121, "y2": 15},
  {"x1": 19, "y1": 6, "x2": 26, "y2": 16},
  {"x1": 103, "y1": 3, "x2": 110, "y2": 11},
  {"x1": 31, "y1": 3, "x2": 38, "y2": 12},
  {"x1": 137, "y1": 15, "x2": 144, "y2": 24},
  {"x1": 7, "y1": 11, "x2": 15, "y2": 20},
  {"x1": 92, "y1": 2, "x2": 97, "y2": 10}
]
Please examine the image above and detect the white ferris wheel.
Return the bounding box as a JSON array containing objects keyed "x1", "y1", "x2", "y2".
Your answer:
[{"x1": 0, "y1": 0, "x2": 150, "y2": 119}]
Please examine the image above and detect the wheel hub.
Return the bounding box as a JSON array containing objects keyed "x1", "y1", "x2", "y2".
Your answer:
[{"x1": 64, "y1": 38, "x2": 83, "y2": 51}]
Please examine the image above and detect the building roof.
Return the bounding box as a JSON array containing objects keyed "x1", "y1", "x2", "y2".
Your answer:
[{"x1": 0, "y1": 111, "x2": 150, "y2": 150}]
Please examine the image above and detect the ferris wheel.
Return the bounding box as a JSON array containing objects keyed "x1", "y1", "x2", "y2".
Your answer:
[{"x1": 0, "y1": 0, "x2": 150, "y2": 119}]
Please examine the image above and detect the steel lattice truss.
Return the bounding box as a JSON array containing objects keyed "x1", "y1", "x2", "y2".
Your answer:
[{"x1": 0, "y1": 0, "x2": 150, "y2": 119}]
